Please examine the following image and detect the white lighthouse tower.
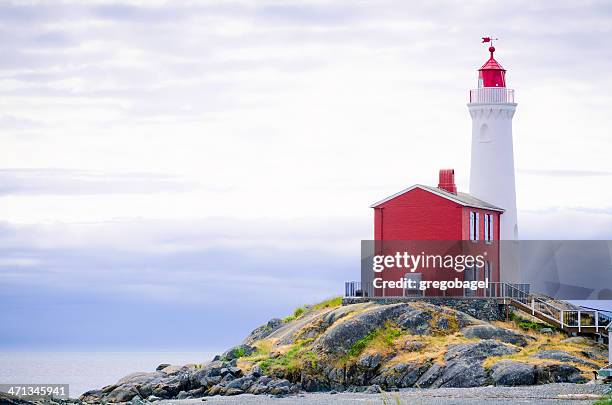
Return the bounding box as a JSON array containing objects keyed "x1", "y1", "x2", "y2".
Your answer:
[{"x1": 468, "y1": 40, "x2": 518, "y2": 241}]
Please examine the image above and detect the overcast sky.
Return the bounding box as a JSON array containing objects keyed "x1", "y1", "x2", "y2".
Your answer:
[{"x1": 1, "y1": 0, "x2": 612, "y2": 350}]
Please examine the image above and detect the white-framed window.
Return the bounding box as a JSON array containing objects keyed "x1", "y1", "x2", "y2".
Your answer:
[
  {"x1": 469, "y1": 211, "x2": 479, "y2": 241},
  {"x1": 484, "y1": 213, "x2": 494, "y2": 242}
]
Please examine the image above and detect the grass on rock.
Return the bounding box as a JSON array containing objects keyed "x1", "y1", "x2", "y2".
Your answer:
[{"x1": 282, "y1": 296, "x2": 342, "y2": 323}]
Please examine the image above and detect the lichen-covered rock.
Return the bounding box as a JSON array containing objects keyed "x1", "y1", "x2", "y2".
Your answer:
[
  {"x1": 356, "y1": 353, "x2": 382, "y2": 370},
  {"x1": 461, "y1": 325, "x2": 534, "y2": 347},
  {"x1": 532, "y1": 350, "x2": 600, "y2": 369},
  {"x1": 415, "y1": 363, "x2": 445, "y2": 388},
  {"x1": 395, "y1": 307, "x2": 433, "y2": 335},
  {"x1": 419, "y1": 340, "x2": 520, "y2": 388},
  {"x1": 243, "y1": 318, "x2": 283, "y2": 344},
  {"x1": 371, "y1": 361, "x2": 431, "y2": 388},
  {"x1": 445, "y1": 339, "x2": 520, "y2": 362},
  {"x1": 315, "y1": 304, "x2": 409, "y2": 354},
  {"x1": 491, "y1": 360, "x2": 536, "y2": 386},
  {"x1": 534, "y1": 363, "x2": 587, "y2": 384},
  {"x1": 300, "y1": 375, "x2": 329, "y2": 392},
  {"x1": 222, "y1": 344, "x2": 256, "y2": 361}
]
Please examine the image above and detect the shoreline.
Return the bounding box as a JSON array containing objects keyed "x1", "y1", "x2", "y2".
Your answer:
[{"x1": 153, "y1": 384, "x2": 612, "y2": 405}]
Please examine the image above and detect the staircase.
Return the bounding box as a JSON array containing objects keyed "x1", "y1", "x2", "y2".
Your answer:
[
  {"x1": 503, "y1": 283, "x2": 612, "y2": 337},
  {"x1": 503, "y1": 284, "x2": 612, "y2": 377}
]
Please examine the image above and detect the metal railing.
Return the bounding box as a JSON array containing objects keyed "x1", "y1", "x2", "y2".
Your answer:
[
  {"x1": 343, "y1": 280, "x2": 529, "y2": 299},
  {"x1": 469, "y1": 87, "x2": 515, "y2": 103},
  {"x1": 344, "y1": 281, "x2": 363, "y2": 297},
  {"x1": 561, "y1": 308, "x2": 612, "y2": 332},
  {"x1": 506, "y1": 285, "x2": 612, "y2": 333}
]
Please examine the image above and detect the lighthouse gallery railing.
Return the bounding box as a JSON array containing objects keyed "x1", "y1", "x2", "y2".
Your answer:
[{"x1": 469, "y1": 88, "x2": 515, "y2": 103}]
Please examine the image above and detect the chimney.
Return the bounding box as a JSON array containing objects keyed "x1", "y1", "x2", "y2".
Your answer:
[{"x1": 438, "y1": 169, "x2": 457, "y2": 194}]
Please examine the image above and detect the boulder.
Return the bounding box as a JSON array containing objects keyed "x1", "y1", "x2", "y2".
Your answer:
[
  {"x1": 222, "y1": 344, "x2": 256, "y2": 360},
  {"x1": 315, "y1": 304, "x2": 411, "y2": 354},
  {"x1": 300, "y1": 375, "x2": 328, "y2": 392},
  {"x1": 345, "y1": 353, "x2": 384, "y2": 386},
  {"x1": 158, "y1": 365, "x2": 183, "y2": 375},
  {"x1": 534, "y1": 363, "x2": 587, "y2": 383},
  {"x1": 436, "y1": 360, "x2": 487, "y2": 388},
  {"x1": 268, "y1": 379, "x2": 292, "y2": 395},
  {"x1": 80, "y1": 389, "x2": 104, "y2": 403},
  {"x1": 356, "y1": 353, "x2": 382, "y2": 370},
  {"x1": 322, "y1": 305, "x2": 357, "y2": 327},
  {"x1": 297, "y1": 305, "x2": 359, "y2": 341},
  {"x1": 417, "y1": 340, "x2": 519, "y2": 388},
  {"x1": 396, "y1": 307, "x2": 433, "y2": 335},
  {"x1": 243, "y1": 318, "x2": 284, "y2": 344},
  {"x1": 461, "y1": 325, "x2": 533, "y2": 347},
  {"x1": 250, "y1": 364, "x2": 263, "y2": 377},
  {"x1": 532, "y1": 350, "x2": 599, "y2": 369},
  {"x1": 371, "y1": 361, "x2": 431, "y2": 388},
  {"x1": 226, "y1": 376, "x2": 255, "y2": 391},
  {"x1": 105, "y1": 385, "x2": 140, "y2": 403},
  {"x1": 155, "y1": 363, "x2": 171, "y2": 371},
  {"x1": 491, "y1": 360, "x2": 535, "y2": 386},
  {"x1": 415, "y1": 363, "x2": 445, "y2": 388}
]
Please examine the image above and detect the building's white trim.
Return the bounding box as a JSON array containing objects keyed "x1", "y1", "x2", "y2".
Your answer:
[{"x1": 370, "y1": 184, "x2": 505, "y2": 212}]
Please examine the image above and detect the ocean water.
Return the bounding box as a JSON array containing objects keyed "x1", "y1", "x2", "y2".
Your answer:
[{"x1": 0, "y1": 352, "x2": 217, "y2": 398}]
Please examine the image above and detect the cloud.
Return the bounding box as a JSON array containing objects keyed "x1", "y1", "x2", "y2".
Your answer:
[
  {"x1": 0, "y1": 169, "x2": 202, "y2": 195},
  {"x1": 518, "y1": 169, "x2": 612, "y2": 177}
]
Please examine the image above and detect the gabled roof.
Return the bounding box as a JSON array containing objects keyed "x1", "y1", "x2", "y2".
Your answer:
[{"x1": 370, "y1": 184, "x2": 504, "y2": 212}]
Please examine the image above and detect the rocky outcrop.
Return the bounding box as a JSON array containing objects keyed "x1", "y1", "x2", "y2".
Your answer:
[
  {"x1": 81, "y1": 359, "x2": 299, "y2": 403},
  {"x1": 461, "y1": 324, "x2": 535, "y2": 347},
  {"x1": 534, "y1": 363, "x2": 588, "y2": 384},
  {"x1": 80, "y1": 300, "x2": 606, "y2": 402},
  {"x1": 314, "y1": 302, "x2": 479, "y2": 355}
]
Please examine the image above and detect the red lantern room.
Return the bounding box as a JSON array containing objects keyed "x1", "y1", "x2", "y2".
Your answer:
[{"x1": 478, "y1": 45, "x2": 506, "y2": 88}]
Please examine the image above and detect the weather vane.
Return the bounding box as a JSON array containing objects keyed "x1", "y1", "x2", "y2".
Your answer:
[{"x1": 481, "y1": 36, "x2": 499, "y2": 46}]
